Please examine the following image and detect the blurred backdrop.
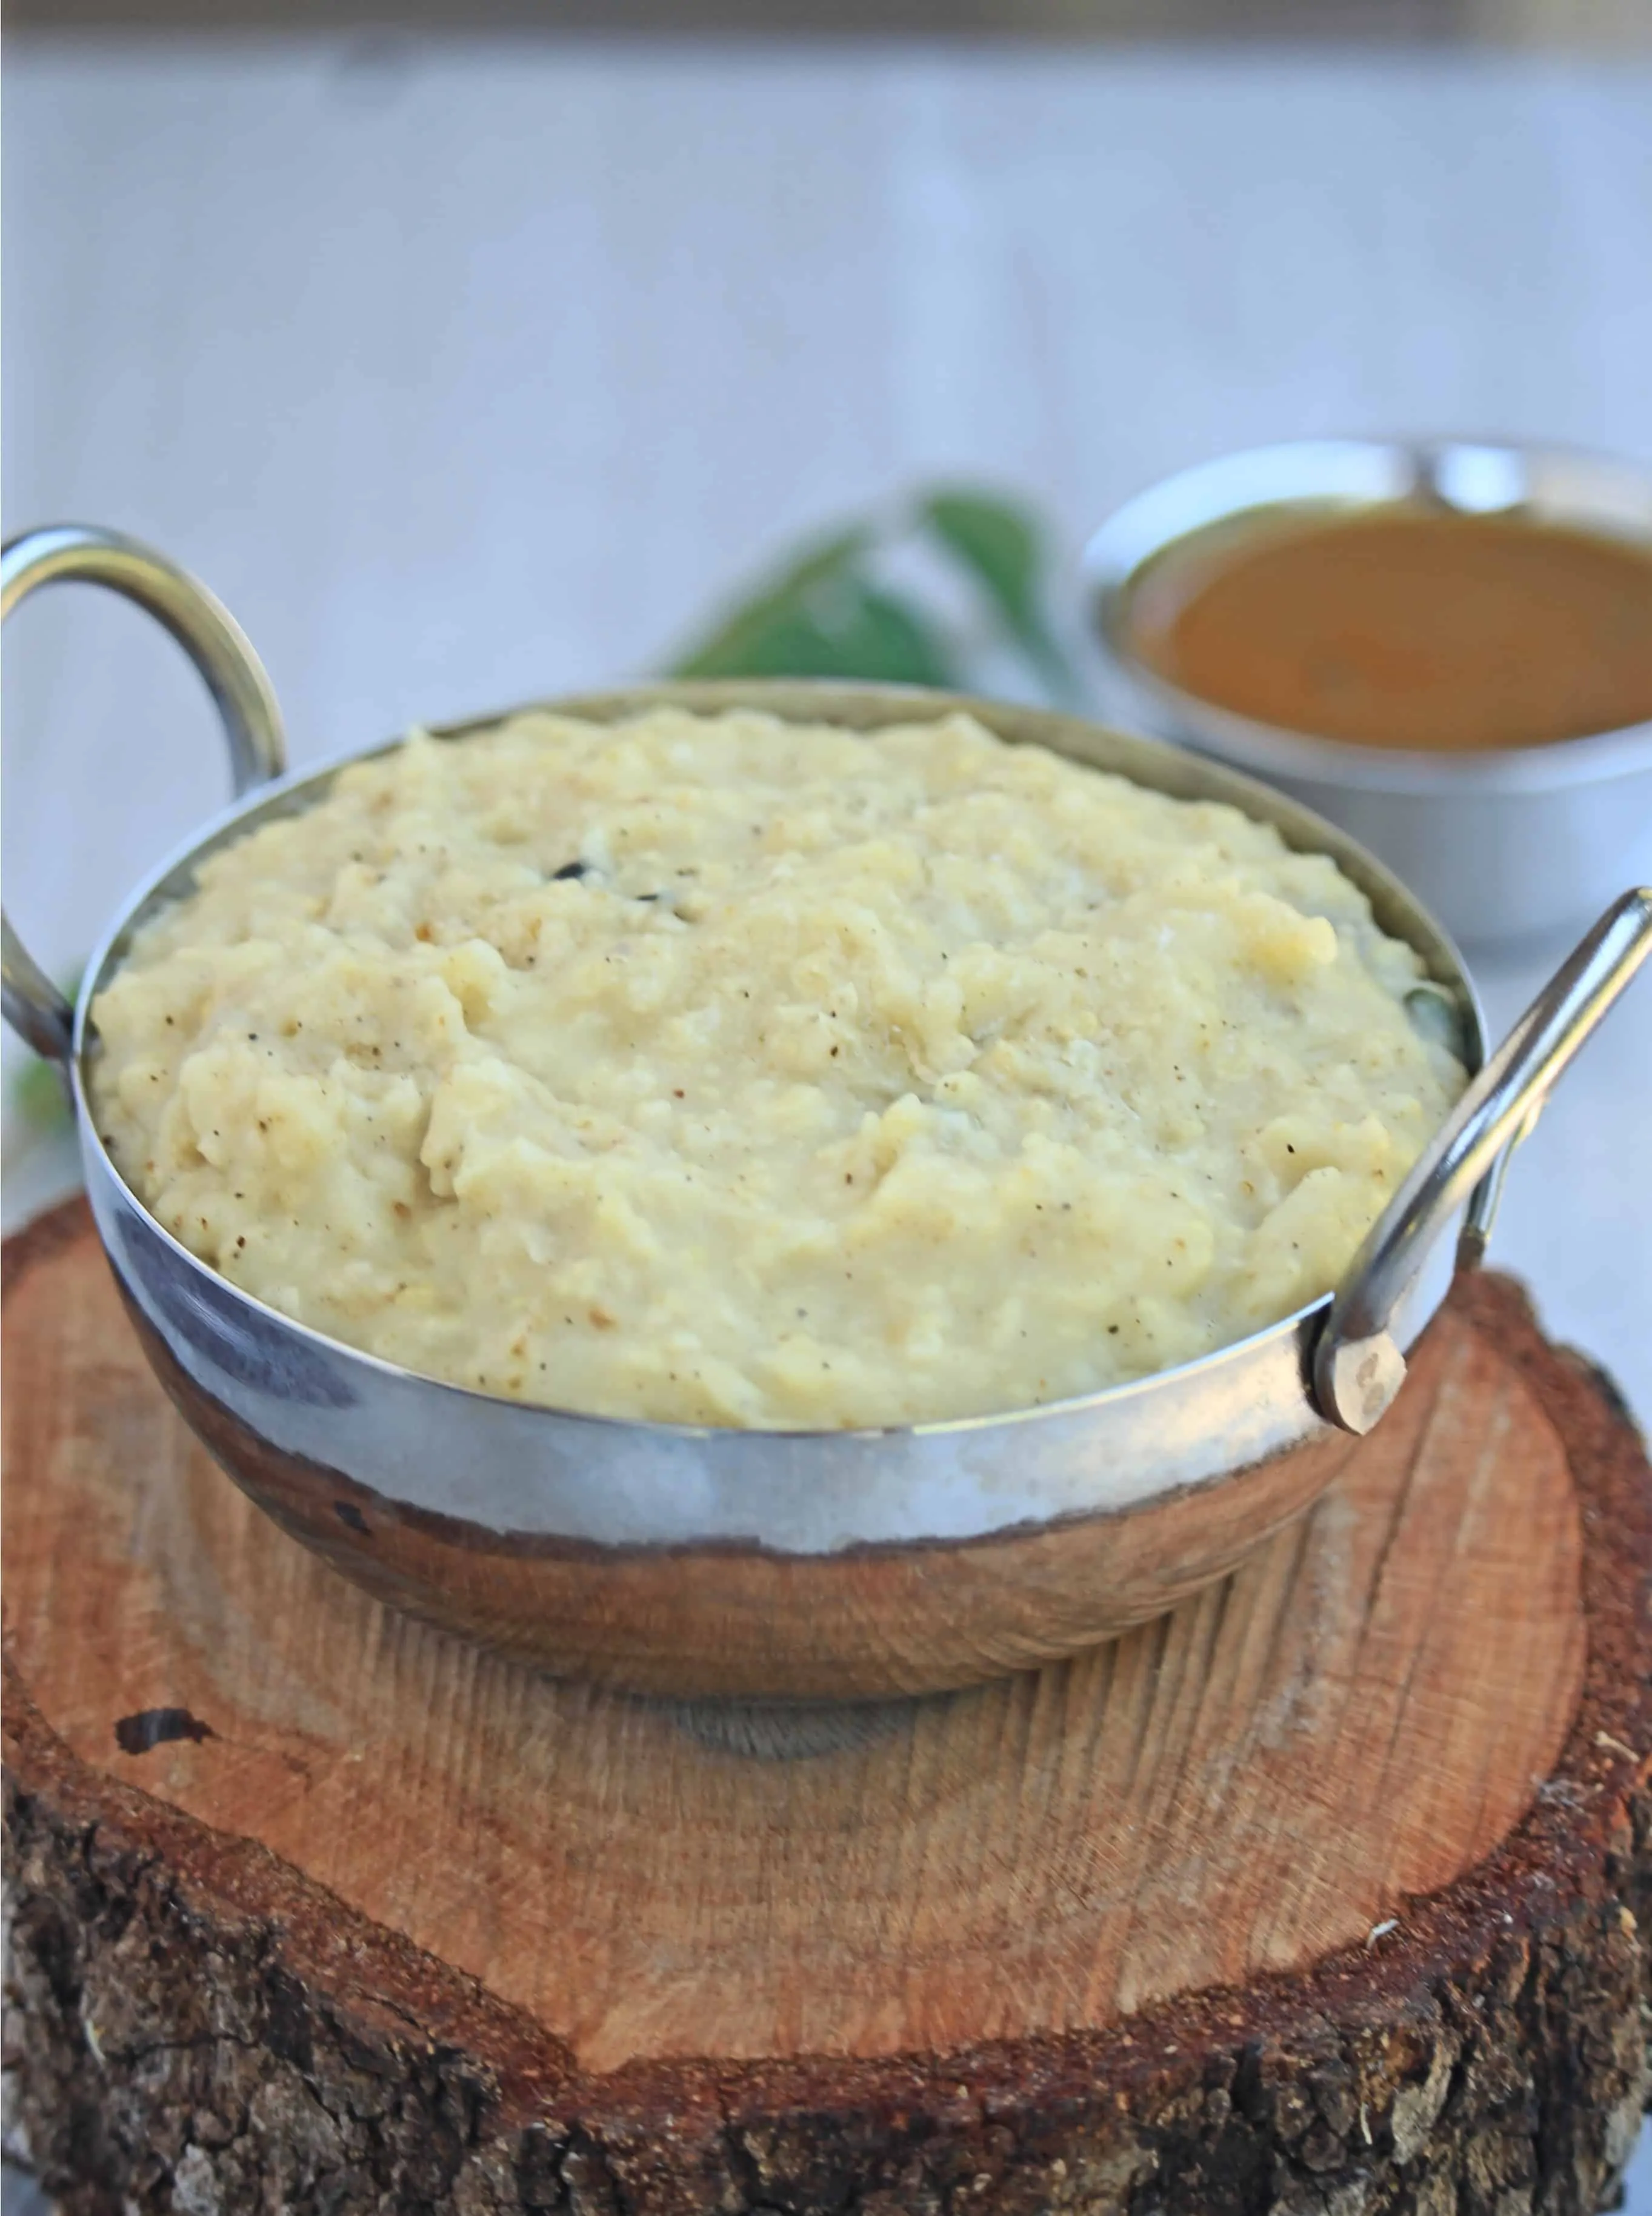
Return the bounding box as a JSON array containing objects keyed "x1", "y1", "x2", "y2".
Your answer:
[
  {"x1": 4, "y1": 5, "x2": 1651, "y2": 2200},
  {"x1": 7, "y1": 0, "x2": 1652, "y2": 40},
  {"x1": 10, "y1": 0, "x2": 1650, "y2": 36}
]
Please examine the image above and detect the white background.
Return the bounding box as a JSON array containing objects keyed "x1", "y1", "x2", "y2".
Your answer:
[{"x1": 3, "y1": 38, "x2": 1650, "y2": 2211}]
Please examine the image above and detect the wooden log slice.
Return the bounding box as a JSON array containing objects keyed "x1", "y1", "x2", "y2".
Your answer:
[{"x1": 4, "y1": 1196, "x2": 1651, "y2": 2215}]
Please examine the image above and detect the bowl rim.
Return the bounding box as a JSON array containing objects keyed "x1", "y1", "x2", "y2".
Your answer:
[
  {"x1": 1083, "y1": 435, "x2": 1652, "y2": 796},
  {"x1": 72, "y1": 677, "x2": 1486, "y2": 1447}
]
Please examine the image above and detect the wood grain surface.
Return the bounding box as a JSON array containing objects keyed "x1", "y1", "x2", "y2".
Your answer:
[{"x1": 2, "y1": 1201, "x2": 1586, "y2": 2074}]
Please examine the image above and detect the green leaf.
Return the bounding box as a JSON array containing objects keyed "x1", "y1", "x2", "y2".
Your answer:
[
  {"x1": 683, "y1": 599, "x2": 853, "y2": 680},
  {"x1": 668, "y1": 528, "x2": 874, "y2": 679},
  {"x1": 918, "y1": 489, "x2": 1079, "y2": 702},
  {"x1": 10, "y1": 964, "x2": 81, "y2": 1135},
  {"x1": 812, "y1": 581, "x2": 960, "y2": 688},
  {"x1": 691, "y1": 579, "x2": 960, "y2": 688},
  {"x1": 14, "y1": 1053, "x2": 72, "y2": 1134},
  {"x1": 669, "y1": 527, "x2": 961, "y2": 689}
]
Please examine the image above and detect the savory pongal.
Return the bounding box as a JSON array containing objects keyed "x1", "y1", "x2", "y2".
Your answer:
[{"x1": 89, "y1": 707, "x2": 1463, "y2": 1428}]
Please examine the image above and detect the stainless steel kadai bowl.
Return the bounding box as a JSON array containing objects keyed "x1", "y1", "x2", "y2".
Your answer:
[{"x1": 5, "y1": 524, "x2": 1649, "y2": 1703}]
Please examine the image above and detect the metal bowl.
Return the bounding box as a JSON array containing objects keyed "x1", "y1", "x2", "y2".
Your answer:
[
  {"x1": 1083, "y1": 439, "x2": 1652, "y2": 949},
  {"x1": 5, "y1": 525, "x2": 1648, "y2": 1702}
]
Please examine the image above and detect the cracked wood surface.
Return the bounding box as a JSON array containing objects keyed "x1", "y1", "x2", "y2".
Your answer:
[{"x1": 4, "y1": 1197, "x2": 1651, "y2": 2212}]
